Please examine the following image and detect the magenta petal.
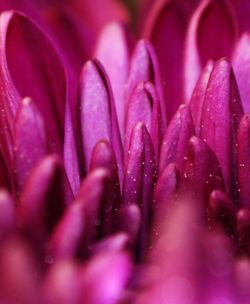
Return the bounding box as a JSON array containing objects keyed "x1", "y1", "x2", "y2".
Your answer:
[
  {"x1": 0, "y1": 11, "x2": 66, "y2": 156},
  {"x1": 143, "y1": 1, "x2": 187, "y2": 119},
  {"x1": 90, "y1": 140, "x2": 121, "y2": 218},
  {"x1": 208, "y1": 190, "x2": 237, "y2": 234},
  {"x1": 237, "y1": 114, "x2": 250, "y2": 208},
  {"x1": 153, "y1": 163, "x2": 179, "y2": 215},
  {"x1": 200, "y1": 230, "x2": 237, "y2": 303},
  {"x1": 63, "y1": 101, "x2": 80, "y2": 196},
  {"x1": 237, "y1": 209, "x2": 250, "y2": 254},
  {"x1": 79, "y1": 59, "x2": 123, "y2": 182},
  {"x1": 50, "y1": 168, "x2": 110, "y2": 259},
  {"x1": 50, "y1": 202, "x2": 85, "y2": 260},
  {"x1": 14, "y1": 98, "x2": 48, "y2": 192},
  {"x1": 115, "y1": 204, "x2": 141, "y2": 247},
  {"x1": 159, "y1": 104, "x2": 195, "y2": 174},
  {"x1": 123, "y1": 122, "x2": 155, "y2": 258},
  {"x1": 200, "y1": 59, "x2": 243, "y2": 198},
  {"x1": 232, "y1": 33, "x2": 250, "y2": 113},
  {"x1": 79, "y1": 251, "x2": 131, "y2": 304},
  {"x1": 0, "y1": 237, "x2": 40, "y2": 304},
  {"x1": 43, "y1": 5, "x2": 94, "y2": 74},
  {"x1": 43, "y1": 260, "x2": 80, "y2": 304},
  {"x1": 183, "y1": 136, "x2": 225, "y2": 203},
  {"x1": 18, "y1": 155, "x2": 73, "y2": 239},
  {"x1": 127, "y1": 39, "x2": 166, "y2": 124},
  {"x1": 235, "y1": 257, "x2": 250, "y2": 301},
  {"x1": 90, "y1": 141, "x2": 121, "y2": 234},
  {"x1": 74, "y1": 168, "x2": 111, "y2": 252},
  {"x1": 89, "y1": 232, "x2": 130, "y2": 255},
  {"x1": 230, "y1": 0, "x2": 250, "y2": 33},
  {"x1": 184, "y1": 0, "x2": 238, "y2": 100},
  {"x1": 189, "y1": 60, "x2": 214, "y2": 136},
  {"x1": 137, "y1": 200, "x2": 202, "y2": 304},
  {"x1": 0, "y1": 190, "x2": 15, "y2": 234},
  {"x1": 68, "y1": 0, "x2": 129, "y2": 34},
  {"x1": 95, "y1": 22, "x2": 131, "y2": 137},
  {"x1": 125, "y1": 81, "x2": 162, "y2": 161}
]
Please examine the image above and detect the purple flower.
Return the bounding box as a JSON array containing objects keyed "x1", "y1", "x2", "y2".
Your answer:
[{"x1": 0, "y1": 0, "x2": 250, "y2": 303}]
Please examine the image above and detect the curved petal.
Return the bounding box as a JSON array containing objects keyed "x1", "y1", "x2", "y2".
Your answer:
[
  {"x1": 78, "y1": 251, "x2": 132, "y2": 304},
  {"x1": 232, "y1": 33, "x2": 250, "y2": 113},
  {"x1": 18, "y1": 155, "x2": 73, "y2": 241},
  {"x1": 123, "y1": 122, "x2": 156, "y2": 258},
  {"x1": 143, "y1": 0, "x2": 187, "y2": 119},
  {"x1": 237, "y1": 114, "x2": 250, "y2": 208},
  {"x1": 14, "y1": 98, "x2": 48, "y2": 192},
  {"x1": 230, "y1": 0, "x2": 250, "y2": 33},
  {"x1": 200, "y1": 59, "x2": 243, "y2": 198},
  {"x1": 79, "y1": 59, "x2": 123, "y2": 182},
  {"x1": 0, "y1": 10, "x2": 66, "y2": 154},
  {"x1": 90, "y1": 141, "x2": 121, "y2": 234},
  {"x1": 50, "y1": 168, "x2": 111, "y2": 259},
  {"x1": 153, "y1": 163, "x2": 180, "y2": 215},
  {"x1": 0, "y1": 190, "x2": 15, "y2": 234},
  {"x1": 159, "y1": 104, "x2": 195, "y2": 174},
  {"x1": 183, "y1": 136, "x2": 225, "y2": 203},
  {"x1": 115, "y1": 204, "x2": 141, "y2": 247},
  {"x1": 125, "y1": 81, "x2": 162, "y2": 161},
  {"x1": 184, "y1": 0, "x2": 238, "y2": 100},
  {"x1": 208, "y1": 190, "x2": 237, "y2": 234},
  {"x1": 95, "y1": 22, "x2": 131, "y2": 137},
  {"x1": 43, "y1": 260, "x2": 80, "y2": 304},
  {"x1": 127, "y1": 39, "x2": 166, "y2": 124},
  {"x1": 189, "y1": 60, "x2": 214, "y2": 136}
]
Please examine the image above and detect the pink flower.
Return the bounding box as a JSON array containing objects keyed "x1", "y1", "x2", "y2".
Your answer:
[{"x1": 0, "y1": 0, "x2": 250, "y2": 303}]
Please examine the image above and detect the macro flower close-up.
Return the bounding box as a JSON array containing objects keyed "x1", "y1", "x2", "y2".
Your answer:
[{"x1": 0, "y1": 0, "x2": 250, "y2": 303}]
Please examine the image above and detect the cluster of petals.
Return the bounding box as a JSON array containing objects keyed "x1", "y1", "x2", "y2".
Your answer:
[{"x1": 0, "y1": 0, "x2": 250, "y2": 303}]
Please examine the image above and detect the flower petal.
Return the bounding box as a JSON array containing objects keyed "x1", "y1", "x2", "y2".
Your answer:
[
  {"x1": 43, "y1": 260, "x2": 80, "y2": 304},
  {"x1": 126, "y1": 39, "x2": 166, "y2": 124},
  {"x1": 230, "y1": 0, "x2": 250, "y2": 33},
  {"x1": 184, "y1": 0, "x2": 238, "y2": 100},
  {"x1": 125, "y1": 81, "x2": 162, "y2": 161},
  {"x1": 237, "y1": 114, "x2": 250, "y2": 208},
  {"x1": 200, "y1": 59, "x2": 243, "y2": 198},
  {"x1": 235, "y1": 257, "x2": 250, "y2": 301},
  {"x1": 14, "y1": 98, "x2": 48, "y2": 192},
  {"x1": 43, "y1": 5, "x2": 94, "y2": 74},
  {"x1": 78, "y1": 251, "x2": 131, "y2": 304},
  {"x1": 50, "y1": 202, "x2": 85, "y2": 260},
  {"x1": 136, "y1": 199, "x2": 202, "y2": 304},
  {"x1": 159, "y1": 104, "x2": 195, "y2": 174},
  {"x1": 95, "y1": 22, "x2": 131, "y2": 137},
  {"x1": 208, "y1": 190, "x2": 237, "y2": 234},
  {"x1": 79, "y1": 59, "x2": 123, "y2": 182},
  {"x1": 189, "y1": 60, "x2": 214, "y2": 136},
  {"x1": 67, "y1": 0, "x2": 129, "y2": 34},
  {"x1": 90, "y1": 141, "x2": 121, "y2": 234},
  {"x1": 50, "y1": 168, "x2": 110, "y2": 259},
  {"x1": 232, "y1": 33, "x2": 250, "y2": 113},
  {"x1": 115, "y1": 204, "x2": 141, "y2": 248},
  {"x1": 89, "y1": 232, "x2": 130, "y2": 255},
  {"x1": 0, "y1": 190, "x2": 15, "y2": 235},
  {"x1": 18, "y1": 155, "x2": 73, "y2": 241},
  {"x1": 63, "y1": 101, "x2": 80, "y2": 195},
  {"x1": 183, "y1": 136, "x2": 225, "y2": 203},
  {"x1": 0, "y1": 10, "x2": 66, "y2": 156},
  {"x1": 0, "y1": 237, "x2": 40, "y2": 304},
  {"x1": 123, "y1": 122, "x2": 156, "y2": 258},
  {"x1": 153, "y1": 163, "x2": 180, "y2": 215},
  {"x1": 143, "y1": 0, "x2": 187, "y2": 119},
  {"x1": 237, "y1": 208, "x2": 250, "y2": 254}
]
